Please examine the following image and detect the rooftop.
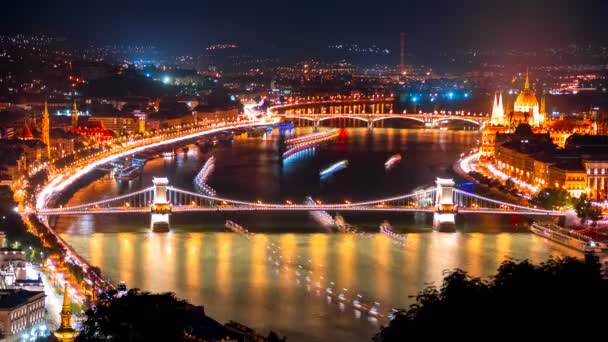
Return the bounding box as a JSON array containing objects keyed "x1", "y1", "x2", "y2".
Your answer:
[{"x1": 0, "y1": 289, "x2": 44, "y2": 310}]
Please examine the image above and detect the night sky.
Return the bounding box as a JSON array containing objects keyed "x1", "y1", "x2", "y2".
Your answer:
[{"x1": 2, "y1": 0, "x2": 607, "y2": 54}]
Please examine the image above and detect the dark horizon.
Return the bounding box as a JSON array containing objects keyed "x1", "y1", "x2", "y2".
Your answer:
[{"x1": 3, "y1": 0, "x2": 607, "y2": 57}]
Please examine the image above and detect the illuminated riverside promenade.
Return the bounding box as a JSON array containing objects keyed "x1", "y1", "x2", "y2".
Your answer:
[
  {"x1": 20, "y1": 117, "x2": 275, "y2": 294},
  {"x1": 34, "y1": 118, "x2": 276, "y2": 211},
  {"x1": 267, "y1": 95, "x2": 490, "y2": 128}
]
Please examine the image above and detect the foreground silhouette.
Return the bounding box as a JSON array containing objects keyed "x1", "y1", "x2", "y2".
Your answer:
[
  {"x1": 78, "y1": 289, "x2": 284, "y2": 341},
  {"x1": 375, "y1": 255, "x2": 607, "y2": 340}
]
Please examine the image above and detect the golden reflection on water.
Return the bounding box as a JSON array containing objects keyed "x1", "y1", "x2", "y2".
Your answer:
[
  {"x1": 496, "y1": 233, "x2": 512, "y2": 265},
  {"x1": 185, "y1": 234, "x2": 202, "y2": 289},
  {"x1": 250, "y1": 234, "x2": 267, "y2": 303},
  {"x1": 337, "y1": 234, "x2": 355, "y2": 291},
  {"x1": 466, "y1": 233, "x2": 483, "y2": 276},
  {"x1": 310, "y1": 234, "x2": 328, "y2": 282},
  {"x1": 89, "y1": 233, "x2": 102, "y2": 270},
  {"x1": 118, "y1": 233, "x2": 134, "y2": 287},
  {"x1": 216, "y1": 233, "x2": 232, "y2": 298},
  {"x1": 373, "y1": 235, "x2": 391, "y2": 301}
]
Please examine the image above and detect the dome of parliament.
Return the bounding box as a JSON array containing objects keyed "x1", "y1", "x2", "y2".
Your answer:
[
  {"x1": 515, "y1": 89, "x2": 538, "y2": 108},
  {"x1": 514, "y1": 74, "x2": 538, "y2": 109}
]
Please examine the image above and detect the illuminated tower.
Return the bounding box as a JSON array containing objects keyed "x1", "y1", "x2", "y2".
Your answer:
[
  {"x1": 71, "y1": 100, "x2": 79, "y2": 129},
  {"x1": 513, "y1": 71, "x2": 541, "y2": 127},
  {"x1": 400, "y1": 32, "x2": 406, "y2": 75},
  {"x1": 42, "y1": 101, "x2": 51, "y2": 159},
  {"x1": 54, "y1": 283, "x2": 79, "y2": 342},
  {"x1": 490, "y1": 92, "x2": 504, "y2": 125}
]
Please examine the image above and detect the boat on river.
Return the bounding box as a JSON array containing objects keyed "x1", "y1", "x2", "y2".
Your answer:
[
  {"x1": 380, "y1": 221, "x2": 406, "y2": 242},
  {"x1": 305, "y1": 196, "x2": 335, "y2": 228},
  {"x1": 225, "y1": 220, "x2": 249, "y2": 234},
  {"x1": 529, "y1": 222, "x2": 604, "y2": 253},
  {"x1": 320, "y1": 160, "x2": 348, "y2": 178},
  {"x1": 384, "y1": 154, "x2": 402, "y2": 170},
  {"x1": 115, "y1": 164, "x2": 142, "y2": 181}
]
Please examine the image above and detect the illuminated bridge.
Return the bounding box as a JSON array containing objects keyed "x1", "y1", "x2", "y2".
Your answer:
[
  {"x1": 267, "y1": 96, "x2": 489, "y2": 128},
  {"x1": 37, "y1": 177, "x2": 564, "y2": 232}
]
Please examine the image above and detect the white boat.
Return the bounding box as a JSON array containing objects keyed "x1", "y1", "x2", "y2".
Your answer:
[
  {"x1": 384, "y1": 154, "x2": 402, "y2": 169},
  {"x1": 380, "y1": 221, "x2": 406, "y2": 242},
  {"x1": 320, "y1": 160, "x2": 348, "y2": 178},
  {"x1": 335, "y1": 214, "x2": 356, "y2": 233},
  {"x1": 305, "y1": 197, "x2": 335, "y2": 228},
  {"x1": 225, "y1": 220, "x2": 249, "y2": 234},
  {"x1": 529, "y1": 222, "x2": 604, "y2": 253},
  {"x1": 194, "y1": 156, "x2": 217, "y2": 196}
]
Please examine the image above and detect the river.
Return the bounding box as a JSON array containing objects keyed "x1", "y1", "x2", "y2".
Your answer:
[{"x1": 56, "y1": 127, "x2": 577, "y2": 341}]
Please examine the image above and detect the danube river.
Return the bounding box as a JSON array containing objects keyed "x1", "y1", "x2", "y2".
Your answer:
[{"x1": 56, "y1": 128, "x2": 576, "y2": 341}]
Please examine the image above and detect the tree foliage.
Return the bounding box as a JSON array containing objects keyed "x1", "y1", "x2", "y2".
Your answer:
[
  {"x1": 531, "y1": 187, "x2": 571, "y2": 210},
  {"x1": 575, "y1": 194, "x2": 603, "y2": 226},
  {"x1": 375, "y1": 256, "x2": 607, "y2": 341},
  {"x1": 78, "y1": 289, "x2": 235, "y2": 342}
]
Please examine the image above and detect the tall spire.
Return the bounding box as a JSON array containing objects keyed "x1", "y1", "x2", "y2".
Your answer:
[
  {"x1": 54, "y1": 283, "x2": 79, "y2": 342},
  {"x1": 491, "y1": 91, "x2": 504, "y2": 126},
  {"x1": 524, "y1": 69, "x2": 530, "y2": 90},
  {"x1": 71, "y1": 100, "x2": 78, "y2": 129},
  {"x1": 62, "y1": 283, "x2": 71, "y2": 310},
  {"x1": 498, "y1": 92, "x2": 504, "y2": 112},
  {"x1": 42, "y1": 101, "x2": 51, "y2": 159}
]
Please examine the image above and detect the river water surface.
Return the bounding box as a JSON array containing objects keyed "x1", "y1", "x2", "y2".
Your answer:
[{"x1": 56, "y1": 128, "x2": 576, "y2": 341}]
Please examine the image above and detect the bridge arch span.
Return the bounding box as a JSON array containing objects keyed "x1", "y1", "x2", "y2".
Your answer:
[
  {"x1": 282, "y1": 115, "x2": 317, "y2": 122},
  {"x1": 434, "y1": 117, "x2": 483, "y2": 126},
  {"x1": 316, "y1": 115, "x2": 370, "y2": 124},
  {"x1": 371, "y1": 116, "x2": 425, "y2": 124}
]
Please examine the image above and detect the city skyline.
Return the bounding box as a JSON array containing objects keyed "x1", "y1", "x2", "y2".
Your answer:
[
  {"x1": 3, "y1": 0, "x2": 607, "y2": 56},
  {"x1": 2, "y1": 1, "x2": 608, "y2": 341}
]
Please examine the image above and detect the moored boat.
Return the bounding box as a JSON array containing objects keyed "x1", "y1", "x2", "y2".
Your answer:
[{"x1": 529, "y1": 222, "x2": 604, "y2": 253}]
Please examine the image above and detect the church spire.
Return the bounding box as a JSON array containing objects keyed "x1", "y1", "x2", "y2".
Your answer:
[
  {"x1": 491, "y1": 91, "x2": 505, "y2": 126},
  {"x1": 498, "y1": 92, "x2": 504, "y2": 111},
  {"x1": 54, "y1": 283, "x2": 79, "y2": 342},
  {"x1": 71, "y1": 100, "x2": 78, "y2": 129},
  {"x1": 42, "y1": 101, "x2": 50, "y2": 159}
]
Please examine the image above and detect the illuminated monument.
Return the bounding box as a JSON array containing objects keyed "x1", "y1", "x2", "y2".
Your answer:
[
  {"x1": 54, "y1": 284, "x2": 79, "y2": 342},
  {"x1": 42, "y1": 101, "x2": 51, "y2": 160},
  {"x1": 508, "y1": 72, "x2": 544, "y2": 128},
  {"x1": 481, "y1": 72, "x2": 547, "y2": 160}
]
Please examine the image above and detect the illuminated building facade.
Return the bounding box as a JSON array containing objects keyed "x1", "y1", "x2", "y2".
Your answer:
[
  {"x1": 480, "y1": 92, "x2": 508, "y2": 160},
  {"x1": 0, "y1": 289, "x2": 45, "y2": 336},
  {"x1": 71, "y1": 101, "x2": 79, "y2": 129},
  {"x1": 70, "y1": 120, "x2": 113, "y2": 143},
  {"x1": 42, "y1": 101, "x2": 50, "y2": 159},
  {"x1": 510, "y1": 72, "x2": 543, "y2": 128}
]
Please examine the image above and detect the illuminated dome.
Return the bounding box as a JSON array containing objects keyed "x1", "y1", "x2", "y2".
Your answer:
[
  {"x1": 512, "y1": 72, "x2": 542, "y2": 127},
  {"x1": 515, "y1": 89, "x2": 538, "y2": 108}
]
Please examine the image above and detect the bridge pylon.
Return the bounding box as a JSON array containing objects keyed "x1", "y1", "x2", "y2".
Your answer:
[
  {"x1": 433, "y1": 177, "x2": 456, "y2": 232},
  {"x1": 151, "y1": 177, "x2": 171, "y2": 232}
]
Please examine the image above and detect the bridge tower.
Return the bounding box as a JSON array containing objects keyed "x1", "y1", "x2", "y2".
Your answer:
[
  {"x1": 151, "y1": 177, "x2": 171, "y2": 232},
  {"x1": 433, "y1": 178, "x2": 456, "y2": 232}
]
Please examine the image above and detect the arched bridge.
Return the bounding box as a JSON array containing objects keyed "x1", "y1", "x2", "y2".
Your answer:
[
  {"x1": 267, "y1": 97, "x2": 489, "y2": 128},
  {"x1": 37, "y1": 177, "x2": 564, "y2": 232}
]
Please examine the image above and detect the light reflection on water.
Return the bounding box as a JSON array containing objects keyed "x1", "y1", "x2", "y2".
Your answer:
[
  {"x1": 63, "y1": 232, "x2": 577, "y2": 341},
  {"x1": 56, "y1": 128, "x2": 579, "y2": 341}
]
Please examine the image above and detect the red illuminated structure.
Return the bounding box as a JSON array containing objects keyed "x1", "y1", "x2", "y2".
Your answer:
[{"x1": 69, "y1": 120, "x2": 113, "y2": 143}]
